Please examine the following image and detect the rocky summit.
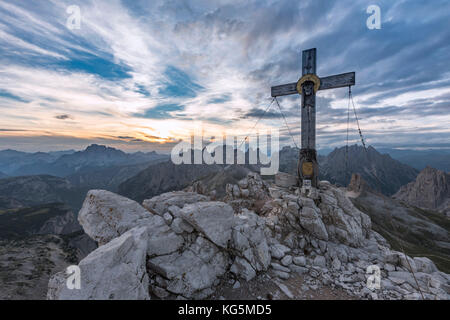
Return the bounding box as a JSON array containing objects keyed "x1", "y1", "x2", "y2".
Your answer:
[
  {"x1": 393, "y1": 166, "x2": 450, "y2": 217},
  {"x1": 47, "y1": 173, "x2": 450, "y2": 300}
]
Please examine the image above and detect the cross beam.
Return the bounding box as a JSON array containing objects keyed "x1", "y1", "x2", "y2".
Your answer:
[
  {"x1": 270, "y1": 48, "x2": 355, "y2": 188},
  {"x1": 271, "y1": 72, "x2": 355, "y2": 97}
]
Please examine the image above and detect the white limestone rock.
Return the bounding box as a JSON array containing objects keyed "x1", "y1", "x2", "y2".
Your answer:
[
  {"x1": 146, "y1": 215, "x2": 184, "y2": 257},
  {"x1": 78, "y1": 190, "x2": 152, "y2": 245},
  {"x1": 281, "y1": 255, "x2": 293, "y2": 266},
  {"x1": 231, "y1": 209, "x2": 271, "y2": 272},
  {"x1": 180, "y1": 201, "x2": 234, "y2": 248},
  {"x1": 273, "y1": 270, "x2": 290, "y2": 280},
  {"x1": 319, "y1": 187, "x2": 371, "y2": 246},
  {"x1": 171, "y1": 217, "x2": 194, "y2": 234},
  {"x1": 163, "y1": 212, "x2": 173, "y2": 225},
  {"x1": 147, "y1": 237, "x2": 228, "y2": 299},
  {"x1": 231, "y1": 172, "x2": 271, "y2": 200},
  {"x1": 289, "y1": 264, "x2": 308, "y2": 274},
  {"x1": 313, "y1": 255, "x2": 327, "y2": 268},
  {"x1": 47, "y1": 226, "x2": 150, "y2": 300},
  {"x1": 275, "y1": 172, "x2": 298, "y2": 188},
  {"x1": 270, "y1": 244, "x2": 291, "y2": 259},
  {"x1": 232, "y1": 185, "x2": 241, "y2": 198},
  {"x1": 293, "y1": 256, "x2": 306, "y2": 267},
  {"x1": 413, "y1": 257, "x2": 438, "y2": 274},
  {"x1": 142, "y1": 191, "x2": 209, "y2": 215},
  {"x1": 271, "y1": 262, "x2": 290, "y2": 273},
  {"x1": 230, "y1": 257, "x2": 256, "y2": 281},
  {"x1": 298, "y1": 206, "x2": 329, "y2": 241}
]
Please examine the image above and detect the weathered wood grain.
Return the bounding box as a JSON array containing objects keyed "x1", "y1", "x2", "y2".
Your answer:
[
  {"x1": 319, "y1": 72, "x2": 355, "y2": 90},
  {"x1": 302, "y1": 48, "x2": 316, "y2": 75},
  {"x1": 270, "y1": 72, "x2": 355, "y2": 97},
  {"x1": 271, "y1": 82, "x2": 297, "y2": 97},
  {"x1": 269, "y1": 48, "x2": 355, "y2": 189}
]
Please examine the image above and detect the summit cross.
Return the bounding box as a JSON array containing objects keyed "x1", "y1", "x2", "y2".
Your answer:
[{"x1": 271, "y1": 48, "x2": 355, "y2": 188}]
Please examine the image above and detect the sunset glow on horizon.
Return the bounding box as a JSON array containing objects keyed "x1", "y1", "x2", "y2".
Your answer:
[{"x1": 1, "y1": 0, "x2": 449, "y2": 153}]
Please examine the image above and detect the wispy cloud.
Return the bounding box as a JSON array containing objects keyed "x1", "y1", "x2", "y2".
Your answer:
[{"x1": 0, "y1": 0, "x2": 448, "y2": 152}]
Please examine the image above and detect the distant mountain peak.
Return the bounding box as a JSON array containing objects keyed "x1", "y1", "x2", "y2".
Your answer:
[
  {"x1": 84, "y1": 144, "x2": 122, "y2": 153},
  {"x1": 393, "y1": 166, "x2": 450, "y2": 216},
  {"x1": 317, "y1": 145, "x2": 418, "y2": 195}
]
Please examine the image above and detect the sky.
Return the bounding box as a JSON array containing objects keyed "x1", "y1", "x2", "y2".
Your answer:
[{"x1": 0, "y1": 0, "x2": 449, "y2": 153}]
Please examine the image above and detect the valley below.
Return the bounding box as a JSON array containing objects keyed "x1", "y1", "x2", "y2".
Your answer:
[{"x1": 0, "y1": 144, "x2": 448, "y2": 300}]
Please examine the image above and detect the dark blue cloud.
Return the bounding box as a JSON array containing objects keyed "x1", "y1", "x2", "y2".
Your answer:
[
  {"x1": 134, "y1": 103, "x2": 185, "y2": 119},
  {"x1": 207, "y1": 94, "x2": 232, "y2": 104},
  {"x1": 158, "y1": 66, "x2": 203, "y2": 98},
  {"x1": 0, "y1": 90, "x2": 29, "y2": 103},
  {"x1": 55, "y1": 50, "x2": 132, "y2": 80}
]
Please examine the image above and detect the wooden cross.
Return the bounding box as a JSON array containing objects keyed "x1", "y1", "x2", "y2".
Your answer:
[{"x1": 271, "y1": 48, "x2": 355, "y2": 188}]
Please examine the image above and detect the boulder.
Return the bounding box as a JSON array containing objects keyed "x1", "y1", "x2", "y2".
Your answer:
[
  {"x1": 230, "y1": 257, "x2": 256, "y2": 281},
  {"x1": 298, "y1": 206, "x2": 329, "y2": 241},
  {"x1": 146, "y1": 215, "x2": 184, "y2": 257},
  {"x1": 313, "y1": 255, "x2": 327, "y2": 268},
  {"x1": 180, "y1": 202, "x2": 234, "y2": 248},
  {"x1": 231, "y1": 210, "x2": 271, "y2": 272},
  {"x1": 78, "y1": 190, "x2": 152, "y2": 245},
  {"x1": 147, "y1": 237, "x2": 228, "y2": 299},
  {"x1": 293, "y1": 256, "x2": 306, "y2": 267},
  {"x1": 234, "y1": 172, "x2": 271, "y2": 200},
  {"x1": 271, "y1": 262, "x2": 291, "y2": 273},
  {"x1": 163, "y1": 212, "x2": 173, "y2": 225},
  {"x1": 270, "y1": 244, "x2": 291, "y2": 259},
  {"x1": 281, "y1": 255, "x2": 293, "y2": 266},
  {"x1": 47, "y1": 226, "x2": 150, "y2": 300},
  {"x1": 289, "y1": 265, "x2": 308, "y2": 274},
  {"x1": 319, "y1": 188, "x2": 371, "y2": 246},
  {"x1": 413, "y1": 257, "x2": 438, "y2": 274},
  {"x1": 275, "y1": 172, "x2": 298, "y2": 188},
  {"x1": 142, "y1": 192, "x2": 209, "y2": 215},
  {"x1": 171, "y1": 217, "x2": 194, "y2": 234},
  {"x1": 273, "y1": 270, "x2": 290, "y2": 280}
]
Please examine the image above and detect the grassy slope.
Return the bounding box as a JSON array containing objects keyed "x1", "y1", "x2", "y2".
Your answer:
[
  {"x1": 0, "y1": 203, "x2": 71, "y2": 239},
  {"x1": 351, "y1": 192, "x2": 450, "y2": 273}
]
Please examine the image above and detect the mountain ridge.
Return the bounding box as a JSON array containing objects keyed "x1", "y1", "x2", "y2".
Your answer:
[
  {"x1": 0, "y1": 144, "x2": 168, "y2": 177},
  {"x1": 278, "y1": 145, "x2": 419, "y2": 195},
  {"x1": 393, "y1": 166, "x2": 450, "y2": 216}
]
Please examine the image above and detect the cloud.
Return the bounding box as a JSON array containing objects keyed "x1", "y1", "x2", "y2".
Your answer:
[
  {"x1": 134, "y1": 103, "x2": 185, "y2": 119},
  {"x1": 244, "y1": 108, "x2": 282, "y2": 119},
  {"x1": 0, "y1": 0, "x2": 448, "y2": 151},
  {"x1": 55, "y1": 114, "x2": 73, "y2": 120}
]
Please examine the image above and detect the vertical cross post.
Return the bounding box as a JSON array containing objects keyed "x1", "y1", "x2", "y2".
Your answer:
[
  {"x1": 270, "y1": 48, "x2": 355, "y2": 190},
  {"x1": 299, "y1": 48, "x2": 318, "y2": 188}
]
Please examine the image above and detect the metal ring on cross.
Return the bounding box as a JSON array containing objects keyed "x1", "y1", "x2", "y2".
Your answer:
[{"x1": 296, "y1": 74, "x2": 320, "y2": 95}]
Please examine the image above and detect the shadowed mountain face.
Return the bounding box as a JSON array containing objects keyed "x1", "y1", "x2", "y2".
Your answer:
[
  {"x1": 278, "y1": 145, "x2": 419, "y2": 195},
  {"x1": 66, "y1": 159, "x2": 168, "y2": 193},
  {"x1": 118, "y1": 161, "x2": 223, "y2": 203},
  {"x1": 120, "y1": 145, "x2": 420, "y2": 202},
  {"x1": 320, "y1": 145, "x2": 419, "y2": 195},
  {"x1": 347, "y1": 175, "x2": 450, "y2": 273},
  {"x1": 0, "y1": 175, "x2": 83, "y2": 210},
  {"x1": 0, "y1": 203, "x2": 80, "y2": 240},
  {"x1": 117, "y1": 145, "x2": 269, "y2": 202},
  {"x1": 393, "y1": 167, "x2": 450, "y2": 216}
]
